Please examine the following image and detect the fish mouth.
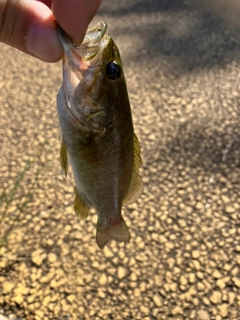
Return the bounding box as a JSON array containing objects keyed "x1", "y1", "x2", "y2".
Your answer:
[{"x1": 58, "y1": 20, "x2": 110, "y2": 66}]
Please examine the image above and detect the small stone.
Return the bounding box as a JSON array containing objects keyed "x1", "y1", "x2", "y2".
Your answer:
[
  {"x1": 134, "y1": 288, "x2": 141, "y2": 297},
  {"x1": 98, "y1": 289, "x2": 105, "y2": 298},
  {"x1": 202, "y1": 297, "x2": 210, "y2": 306},
  {"x1": 12, "y1": 294, "x2": 24, "y2": 305},
  {"x1": 189, "y1": 273, "x2": 196, "y2": 284},
  {"x1": 197, "y1": 309, "x2": 210, "y2": 320},
  {"x1": 103, "y1": 247, "x2": 114, "y2": 258},
  {"x1": 192, "y1": 250, "x2": 200, "y2": 259},
  {"x1": 210, "y1": 291, "x2": 222, "y2": 304},
  {"x1": 212, "y1": 270, "x2": 222, "y2": 279},
  {"x1": 130, "y1": 272, "x2": 137, "y2": 281},
  {"x1": 159, "y1": 235, "x2": 167, "y2": 243},
  {"x1": 180, "y1": 275, "x2": 188, "y2": 286},
  {"x1": 197, "y1": 282, "x2": 205, "y2": 291},
  {"x1": 196, "y1": 272, "x2": 204, "y2": 279},
  {"x1": 228, "y1": 291, "x2": 235, "y2": 304},
  {"x1": 235, "y1": 245, "x2": 240, "y2": 253},
  {"x1": 14, "y1": 284, "x2": 29, "y2": 295},
  {"x1": 98, "y1": 273, "x2": 108, "y2": 286},
  {"x1": 31, "y1": 249, "x2": 46, "y2": 266},
  {"x1": 48, "y1": 253, "x2": 57, "y2": 263},
  {"x1": 153, "y1": 293, "x2": 162, "y2": 307},
  {"x1": 232, "y1": 277, "x2": 240, "y2": 288},
  {"x1": 35, "y1": 310, "x2": 45, "y2": 319},
  {"x1": 192, "y1": 260, "x2": 201, "y2": 270},
  {"x1": 231, "y1": 266, "x2": 239, "y2": 276},
  {"x1": 225, "y1": 206, "x2": 235, "y2": 213},
  {"x1": 216, "y1": 279, "x2": 226, "y2": 289},
  {"x1": 221, "y1": 195, "x2": 230, "y2": 203},
  {"x1": 117, "y1": 266, "x2": 127, "y2": 279},
  {"x1": 171, "y1": 305, "x2": 183, "y2": 315},
  {"x1": 218, "y1": 304, "x2": 228, "y2": 317},
  {"x1": 67, "y1": 294, "x2": 75, "y2": 303},
  {"x1": 165, "y1": 241, "x2": 174, "y2": 250},
  {"x1": 42, "y1": 296, "x2": 51, "y2": 307},
  {"x1": 140, "y1": 305, "x2": 149, "y2": 314},
  {"x1": 195, "y1": 202, "x2": 204, "y2": 210},
  {"x1": 2, "y1": 281, "x2": 14, "y2": 293},
  {"x1": 27, "y1": 295, "x2": 35, "y2": 304}
]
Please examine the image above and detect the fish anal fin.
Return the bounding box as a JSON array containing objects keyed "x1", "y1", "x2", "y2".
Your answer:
[
  {"x1": 74, "y1": 188, "x2": 91, "y2": 220},
  {"x1": 60, "y1": 138, "x2": 68, "y2": 177},
  {"x1": 96, "y1": 216, "x2": 130, "y2": 249},
  {"x1": 123, "y1": 133, "x2": 143, "y2": 206}
]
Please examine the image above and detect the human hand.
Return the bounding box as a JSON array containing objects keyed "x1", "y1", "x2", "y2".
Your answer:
[{"x1": 0, "y1": 0, "x2": 102, "y2": 62}]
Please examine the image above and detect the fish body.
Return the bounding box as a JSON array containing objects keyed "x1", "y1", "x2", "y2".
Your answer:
[{"x1": 57, "y1": 20, "x2": 142, "y2": 248}]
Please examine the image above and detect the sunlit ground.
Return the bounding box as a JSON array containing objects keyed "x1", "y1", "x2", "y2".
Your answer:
[{"x1": 1, "y1": 1, "x2": 240, "y2": 319}]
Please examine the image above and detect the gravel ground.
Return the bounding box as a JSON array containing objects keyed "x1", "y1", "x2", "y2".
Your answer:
[{"x1": 1, "y1": 1, "x2": 240, "y2": 319}]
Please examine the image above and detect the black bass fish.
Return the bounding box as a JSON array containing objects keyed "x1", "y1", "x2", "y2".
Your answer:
[{"x1": 57, "y1": 20, "x2": 142, "y2": 248}]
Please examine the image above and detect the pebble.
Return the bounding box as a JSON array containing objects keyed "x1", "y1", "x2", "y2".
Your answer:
[
  {"x1": 192, "y1": 250, "x2": 200, "y2": 259},
  {"x1": 197, "y1": 282, "x2": 205, "y2": 291},
  {"x1": 118, "y1": 266, "x2": 127, "y2": 280},
  {"x1": 153, "y1": 293, "x2": 162, "y2": 307},
  {"x1": 218, "y1": 303, "x2": 228, "y2": 317},
  {"x1": 228, "y1": 291, "x2": 235, "y2": 304},
  {"x1": 66, "y1": 294, "x2": 75, "y2": 303},
  {"x1": 197, "y1": 309, "x2": 210, "y2": 320},
  {"x1": 221, "y1": 195, "x2": 230, "y2": 203},
  {"x1": 231, "y1": 266, "x2": 239, "y2": 276},
  {"x1": 12, "y1": 294, "x2": 24, "y2": 305},
  {"x1": 2, "y1": 281, "x2": 14, "y2": 293},
  {"x1": 216, "y1": 279, "x2": 226, "y2": 289},
  {"x1": 171, "y1": 305, "x2": 183, "y2": 315},
  {"x1": 103, "y1": 246, "x2": 114, "y2": 258},
  {"x1": 31, "y1": 249, "x2": 47, "y2": 266},
  {"x1": 140, "y1": 305, "x2": 150, "y2": 314},
  {"x1": 47, "y1": 253, "x2": 58, "y2": 263},
  {"x1": 98, "y1": 273, "x2": 108, "y2": 286},
  {"x1": 210, "y1": 291, "x2": 222, "y2": 304},
  {"x1": 188, "y1": 273, "x2": 196, "y2": 284},
  {"x1": 14, "y1": 284, "x2": 29, "y2": 295},
  {"x1": 212, "y1": 270, "x2": 222, "y2": 279},
  {"x1": 232, "y1": 277, "x2": 240, "y2": 288},
  {"x1": 180, "y1": 275, "x2": 188, "y2": 286},
  {"x1": 225, "y1": 206, "x2": 235, "y2": 213}
]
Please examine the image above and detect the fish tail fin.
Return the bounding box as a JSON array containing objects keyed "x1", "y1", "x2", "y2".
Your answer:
[{"x1": 96, "y1": 216, "x2": 130, "y2": 249}]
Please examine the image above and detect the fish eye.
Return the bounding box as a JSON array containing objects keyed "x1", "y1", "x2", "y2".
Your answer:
[{"x1": 106, "y1": 61, "x2": 121, "y2": 80}]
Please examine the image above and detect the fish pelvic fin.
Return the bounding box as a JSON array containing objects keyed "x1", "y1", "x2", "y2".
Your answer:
[
  {"x1": 74, "y1": 188, "x2": 91, "y2": 220},
  {"x1": 123, "y1": 133, "x2": 143, "y2": 205},
  {"x1": 96, "y1": 216, "x2": 130, "y2": 249},
  {"x1": 60, "y1": 138, "x2": 68, "y2": 177}
]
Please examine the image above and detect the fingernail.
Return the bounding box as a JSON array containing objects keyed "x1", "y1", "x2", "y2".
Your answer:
[
  {"x1": 27, "y1": 23, "x2": 63, "y2": 62},
  {"x1": 72, "y1": 34, "x2": 85, "y2": 46}
]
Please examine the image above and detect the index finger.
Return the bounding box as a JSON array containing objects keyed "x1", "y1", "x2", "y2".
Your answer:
[{"x1": 52, "y1": 0, "x2": 102, "y2": 45}]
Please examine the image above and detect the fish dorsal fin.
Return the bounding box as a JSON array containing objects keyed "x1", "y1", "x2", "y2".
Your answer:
[
  {"x1": 74, "y1": 188, "x2": 91, "y2": 220},
  {"x1": 60, "y1": 138, "x2": 68, "y2": 177},
  {"x1": 123, "y1": 133, "x2": 143, "y2": 206}
]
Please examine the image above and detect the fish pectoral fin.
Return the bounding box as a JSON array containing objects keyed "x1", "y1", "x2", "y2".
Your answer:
[
  {"x1": 96, "y1": 217, "x2": 130, "y2": 249},
  {"x1": 60, "y1": 138, "x2": 68, "y2": 177},
  {"x1": 74, "y1": 188, "x2": 91, "y2": 220},
  {"x1": 123, "y1": 133, "x2": 143, "y2": 206}
]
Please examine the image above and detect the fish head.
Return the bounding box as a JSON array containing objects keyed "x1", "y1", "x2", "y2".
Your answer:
[{"x1": 58, "y1": 20, "x2": 126, "y2": 131}]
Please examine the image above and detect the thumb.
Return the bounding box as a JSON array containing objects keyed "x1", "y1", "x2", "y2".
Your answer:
[{"x1": 0, "y1": 0, "x2": 63, "y2": 62}]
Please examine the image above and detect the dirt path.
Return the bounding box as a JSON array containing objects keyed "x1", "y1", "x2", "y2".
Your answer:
[{"x1": 1, "y1": 1, "x2": 240, "y2": 319}]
